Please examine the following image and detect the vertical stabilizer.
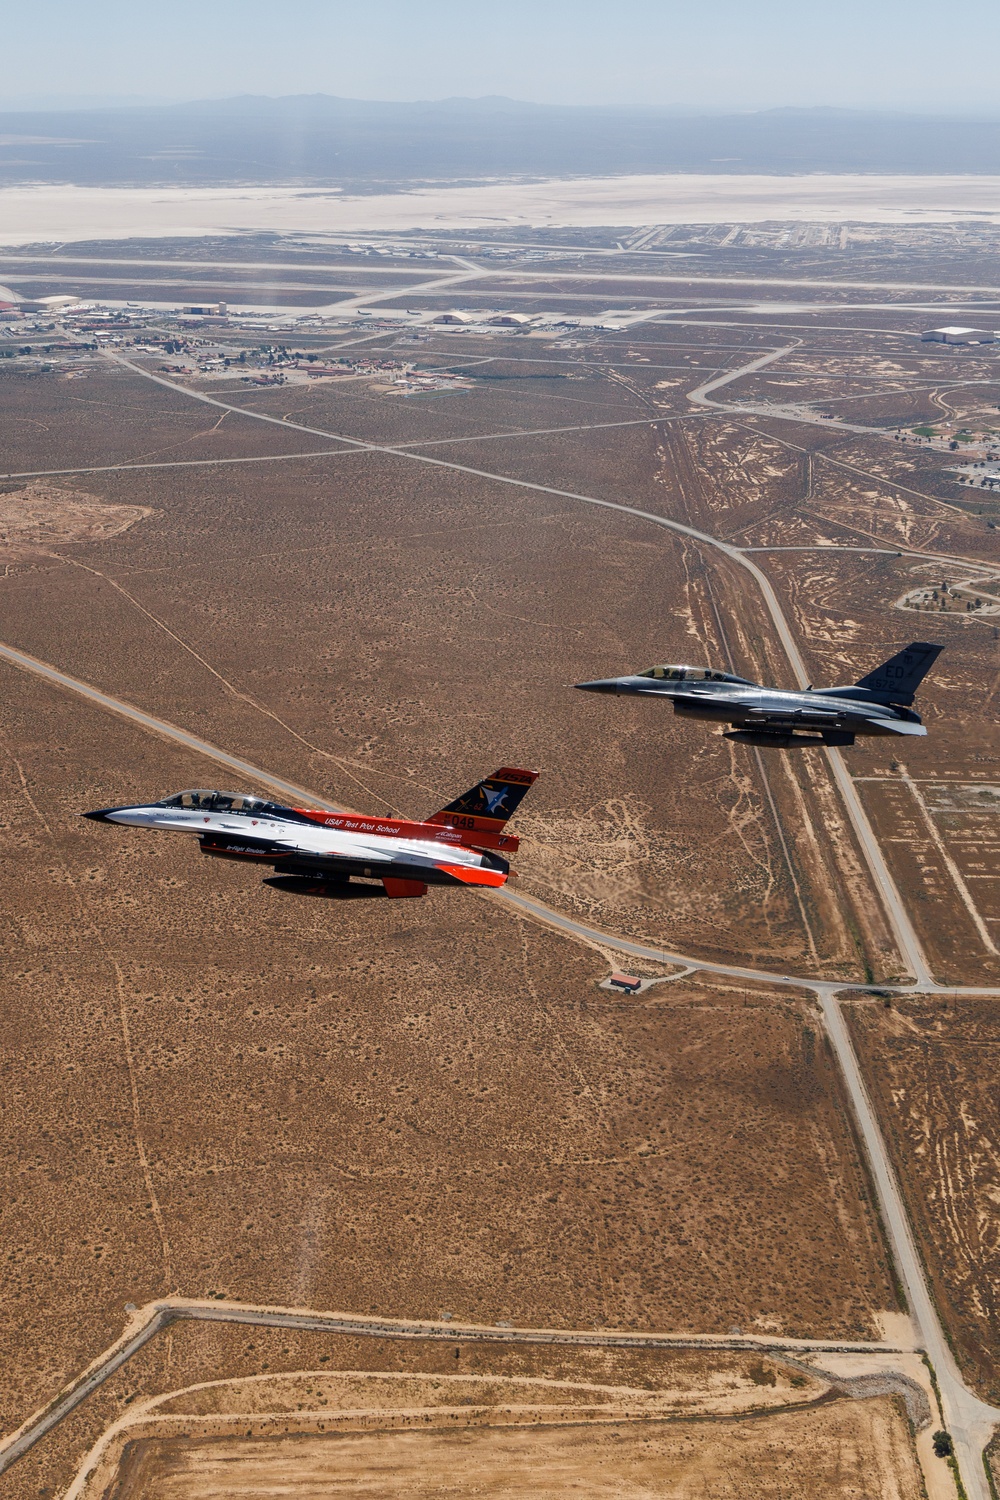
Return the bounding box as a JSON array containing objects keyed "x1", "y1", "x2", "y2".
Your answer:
[
  {"x1": 854, "y1": 642, "x2": 943, "y2": 704},
  {"x1": 427, "y1": 767, "x2": 538, "y2": 835}
]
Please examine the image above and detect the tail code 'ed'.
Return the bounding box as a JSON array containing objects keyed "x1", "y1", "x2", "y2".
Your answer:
[{"x1": 855, "y1": 642, "x2": 943, "y2": 704}]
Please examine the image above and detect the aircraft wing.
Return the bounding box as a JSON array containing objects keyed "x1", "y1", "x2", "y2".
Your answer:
[
  {"x1": 672, "y1": 696, "x2": 928, "y2": 736},
  {"x1": 197, "y1": 817, "x2": 394, "y2": 865},
  {"x1": 869, "y1": 719, "x2": 927, "y2": 736},
  {"x1": 197, "y1": 817, "x2": 506, "y2": 884},
  {"x1": 89, "y1": 793, "x2": 513, "y2": 897}
]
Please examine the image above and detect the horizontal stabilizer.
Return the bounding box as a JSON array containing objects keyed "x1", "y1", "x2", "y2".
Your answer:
[
  {"x1": 876, "y1": 719, "x2": 928, "y2": 736},
  {"x1": 436, "y1": 862, "x2": 508, "y2": 888}
]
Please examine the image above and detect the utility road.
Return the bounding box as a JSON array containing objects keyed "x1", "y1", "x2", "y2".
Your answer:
[
  {"x1": 819, "y1": 994, "x2": 1000, "y2": 1485},
  {"x1": 89, "y1": 347, "x2": 993, "y2": 1494},
  {"x1": 0, "y1": 635, "x2": 971, "y2": 995},
  {"x1": 0, "y1": 641, "x2": 339, "y2": 814}
]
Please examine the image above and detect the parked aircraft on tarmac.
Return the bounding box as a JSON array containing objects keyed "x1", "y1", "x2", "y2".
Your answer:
[
  {"x1": 84, "y1": 768, "x2": 538, "y2": 899},
  {"x1": 576, "y1": 641, "x2": 943, "y2": 748}
]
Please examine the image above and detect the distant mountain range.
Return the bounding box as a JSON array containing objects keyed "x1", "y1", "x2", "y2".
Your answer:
[{"x1": 2, "y1": 95, "x2": 1000, "y2": 186}]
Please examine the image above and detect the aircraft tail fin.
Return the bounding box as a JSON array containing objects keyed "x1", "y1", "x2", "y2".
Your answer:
[
  {"x1": 854, "y1": 641, "x2": 943, "y2": 704},
  {"x1": 427, "y1": 767, "x2": 538, "y2": 835}
]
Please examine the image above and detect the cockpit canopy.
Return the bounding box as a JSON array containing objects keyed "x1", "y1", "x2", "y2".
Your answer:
[
  {"x1": 635, "y1": 665, "x2": 755, "y2": 684},
  {"x1": 155, "y1": 789, "x2": 281, "y2": 816}
]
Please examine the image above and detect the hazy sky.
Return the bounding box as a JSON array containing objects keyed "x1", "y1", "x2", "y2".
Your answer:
[{"x1": 4, "y1": 0, "x2": 999, "y2": 114}]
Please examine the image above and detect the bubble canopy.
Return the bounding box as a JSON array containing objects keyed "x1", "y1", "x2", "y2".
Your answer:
[
  {"x1": 634, "y1": 665, "x2": 755, "y2": 684},
  {"x1": 155, "y1": 789, "x2": 282, "y2": 816}
]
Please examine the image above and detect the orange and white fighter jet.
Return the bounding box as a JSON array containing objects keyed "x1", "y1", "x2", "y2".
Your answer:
[{"x1": 84, "y1": 767, "x2": 538, "y2": 900}]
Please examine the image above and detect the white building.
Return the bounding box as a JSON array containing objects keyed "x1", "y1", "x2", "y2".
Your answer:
[
  {"x1": 921, "y1": 326, "x2": 995, "y2": 344},
  {"x1": 18, "y1": 295, "x2": 81, "y2": 313}
]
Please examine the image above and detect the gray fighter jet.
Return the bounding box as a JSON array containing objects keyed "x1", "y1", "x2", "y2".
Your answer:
[{"x1": 575, "y1": 641, "x2": 943, "y2": 747}]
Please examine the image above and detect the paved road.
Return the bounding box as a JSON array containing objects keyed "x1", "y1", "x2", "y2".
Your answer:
[
  {"x1": 685, "y1": 345, "x2": 799, "y2": 404},
  {"x1": 99, "y1": 347, "x2": 936, "y2": 985},
  {"x1": 99, "y1": 346, "x2": 994, "y2": 1489},
  {"x1": 0, "y1": 254, "x2": 470, "y2": 277},
  {"x1": 110, "y1": 348, "x2": 928, "y2": 982},
  {"x1": 819, "y1": 994, "x2": 1000, "y2": 1497},
  {"x1": 0, "y1": 634, "x2": 980, "y2": 1001},
  {"x1": 0, "y1": 1312, "x2": 168, "y2": 1475},
  {"x1": 317, "y1": 255, "x2": 488, "y2": 317},
  {"x1": 0, "y1": 274, "x2": 468, "y2": 296},
  {"x1": 92, "y1": 358, "x2": 955, "y2": 972},
  {"x1": 688, "y1": 354, "x2": 935, "y2": 982}
]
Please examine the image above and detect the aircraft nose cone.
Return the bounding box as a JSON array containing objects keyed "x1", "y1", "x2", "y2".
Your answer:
[
  {"x1": 83, "y1": 807, "x2": 115, "y2": 822},
  {"x1": 574, "y1": 678, "x2": 621, "y2": 694}
]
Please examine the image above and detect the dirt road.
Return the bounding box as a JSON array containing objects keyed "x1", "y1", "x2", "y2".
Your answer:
[{"x1": 0, "y1": 1294, "x2": 919, "y2": 1479}]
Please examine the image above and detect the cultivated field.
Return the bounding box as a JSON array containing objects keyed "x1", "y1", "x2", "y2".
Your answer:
[{"x1": 29, "y1": 1327, "x2": 917, "y2": 1500}]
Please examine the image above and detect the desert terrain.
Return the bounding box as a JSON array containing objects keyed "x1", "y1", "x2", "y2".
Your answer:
[
  {"x1": 849, "y1": 996, "x2": 1000, "y2": 1401},
  {"x1": 1, "y1": 219, "x2": 998, "y2": 1498},
  {"x1": 101, "y1": 1389, "x2": 921, "y2": 1500},
  {"x1": 0, "y1": 656, "x2": 897, "y2": 1492}
]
